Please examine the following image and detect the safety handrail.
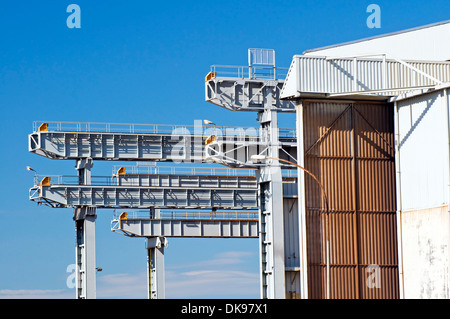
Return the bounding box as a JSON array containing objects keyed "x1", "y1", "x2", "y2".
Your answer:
[
  {"x1": 210, "y1": 65, "x2": 289, "y2": 80},
  {"x1": 111, "y1": 165, "x2": 298, "y2": 178},
  {"x1": 113, "y1": 210, "x2": 259, "y2": 221},
  {"x1": 32, "y1": 121, "x2": 296, "y2": 138}
]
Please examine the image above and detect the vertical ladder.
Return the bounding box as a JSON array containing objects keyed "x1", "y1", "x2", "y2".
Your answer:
[
  {"x1": 147, "y1": 236, "x2": 168, "y2": 299},
  {"x1": 74, "y1": 158, "x2": 97, "y2": 299}
]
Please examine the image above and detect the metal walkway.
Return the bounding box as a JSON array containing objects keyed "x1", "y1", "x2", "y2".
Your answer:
[
  {"x1": 111, "y1": 210, "x2": 259, "y2": 238},
  {"x1": 27, "y1": 49, "x2": 300, "y2": 299},
  {"x1": 30, "y1": 172, "x2": 296, "y2": 209},
  {"x1": 29, "y1": 175, "x2": 258, "y2": 209},
  {"x1": 29, "y1": 121, "x2": 297, "y2": 167},
  {"x1": 205, "y1": 51, "x2": 299, "y2": 299},
  {"x1": 205, "y1": 65, "x2": 296, "y2": 112}
]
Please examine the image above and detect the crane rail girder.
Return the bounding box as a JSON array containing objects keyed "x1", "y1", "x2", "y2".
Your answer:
[
  {"x1": 30, "y1": 184, "x2": 259, "y2": 209},
  {"x1": 28, "y1": 131, "x2": 297, "y2": 166}
]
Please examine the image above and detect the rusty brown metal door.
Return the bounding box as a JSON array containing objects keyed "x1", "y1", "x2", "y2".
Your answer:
[{"x1": 302, "y1": 100, "x2": 399, "y2": 299}]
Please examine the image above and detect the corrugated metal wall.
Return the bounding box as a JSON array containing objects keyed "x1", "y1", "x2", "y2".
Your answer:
[
  {"x1": 281, "y1": 56, "x2": 450, "y2": 98},
  {"x1": 302, "y1": 100, "x2": 399, "y2": 299}
]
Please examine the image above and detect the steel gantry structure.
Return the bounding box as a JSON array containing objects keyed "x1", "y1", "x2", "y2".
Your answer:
[
  {"x1": 28, "y1": 121, "x2": 297, "y2": 298},
  {"x1": 28, "y1": 49, "x2": 301, "y2": 299},
  {"x1": 26, "y1": 21, "x2": 450, "y2": 301},
  {"x1": 204, "y1": 49, "x2": 300, "y2": 298}
]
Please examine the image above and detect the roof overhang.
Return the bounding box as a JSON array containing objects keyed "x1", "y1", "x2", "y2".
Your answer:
[{"x1": 281, "y1": 91, "x2": 391, "y2": 102}]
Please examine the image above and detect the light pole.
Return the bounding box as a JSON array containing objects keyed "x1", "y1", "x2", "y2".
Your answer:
[
  {"x1": 203, "y1": 119, "x2": 217, "y2": 146},
  {"x1": 203, "y1": 119, "x2": 217, "y2": 135},
  {"x1": 26, "y1": 166, "x2": 38, "y2": 185},
  {"x1": 251, "y1": 154, "x2": 331, "y2": 299}
]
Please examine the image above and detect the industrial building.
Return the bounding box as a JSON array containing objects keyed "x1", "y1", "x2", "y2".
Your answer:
[
  {"x1": 280, "y1": 20, "x2": 450, "y2": 299},
  {"x1": 28, "y1": 21, "x2": 450, "y2": 299}
]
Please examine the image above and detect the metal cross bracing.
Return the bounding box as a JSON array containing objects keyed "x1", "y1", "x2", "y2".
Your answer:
[
  {"x1": 204, "y1": 51, "x2": 299, "y2": 299},
  {"x1": 27, "y1": 49, "x2": 299, "y2": 299},
  {"x1": 29, "y1": 173, "x2": 259, "y2": 209},
  {"x1": 111, "y1": 209, "x2": 260, "y2": 238},
  {"x1": 28, "y1": 165, "x2": 297, "y2": 299},
  {"x1": 29, "y1": 171, "x2": 297, "y2": 209},
  {"x1": 205, "y1": 65, "x2": 296, "y2": 112},
  {"x1": 27, "y1": 120, "x2": 297, "y2": 300},
  {"x1": 29, "y1": 121, "x2": 297, "y2": 168},
  {"x1": 111, "y1": 208, "x2": 258, "y2": 298},
  {"x1": 28, "y1": 124, "x2": 297, "y2": 300}
]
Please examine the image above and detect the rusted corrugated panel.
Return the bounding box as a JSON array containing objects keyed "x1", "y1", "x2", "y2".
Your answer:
[
  {"x1": 302, "y1": 100, "x2": 399, "y2": 299},
  {"x1": 331, "y1": 266, "x2": 357, "y2": 299},
  {"x1": 355, "y1": 102, "x2": 398, "y2": 298}
]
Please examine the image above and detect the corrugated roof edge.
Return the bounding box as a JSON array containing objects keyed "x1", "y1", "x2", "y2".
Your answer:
[
  {"x1": 303, "y1": 20, "x2": 450, "y2": 55},
  {"x1": 292, "y1": 54, "x2": 450, "y2": 64},
  {"x1": 389, "y1": 82, "x2": 450, "y2": 103}
]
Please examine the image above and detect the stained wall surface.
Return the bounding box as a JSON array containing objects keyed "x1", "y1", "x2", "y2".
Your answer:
[{"x1": 396, "y1": 89, "x2": 450, "y2": 298}]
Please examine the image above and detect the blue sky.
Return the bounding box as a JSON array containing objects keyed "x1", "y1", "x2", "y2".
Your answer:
[{"x1": 1, "y1": 0, "x2": 449, "y2": 299}]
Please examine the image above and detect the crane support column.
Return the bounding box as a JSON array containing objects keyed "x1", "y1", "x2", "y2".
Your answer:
[
  {"x1": 74, "y1": 158, "x2": 97, "y2": 299},
  {"x1": 257, "y1": 88, "x2": 286, "y2": 298},
  {"x1": 146, "y1": 236, "x2": 168, "y2": 299}
]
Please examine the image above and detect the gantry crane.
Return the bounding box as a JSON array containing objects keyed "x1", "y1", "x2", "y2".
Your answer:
[{"x1": 28, "y1": 113, "x2": 297, "y2": 298}]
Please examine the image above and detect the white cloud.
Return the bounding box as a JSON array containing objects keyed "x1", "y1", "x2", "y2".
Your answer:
[
  {"x1": 165, "y1": 269, "x2": 259, "y2": 298},
  {"x1": 0, "y1": 250, "x2": 260, "y2": 299},
  {"x1": 97, "y1": 272, "x2": 147, "y2": 299},
  {"x1": 0, "y1": 273, "x2": 148, "y2": 299},
  {"x1": 167, "y1": 251, "x2": 256, "y2": 270},
  {"x1": 165, "y1": 251, "x2": 260, "y2": 298},
  {"x1": 96, "y1": 250, "x2": 260, "y2": 299}
]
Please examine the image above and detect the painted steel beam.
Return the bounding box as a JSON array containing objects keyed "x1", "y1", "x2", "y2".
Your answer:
[
  {"x1": 74, "y1": 207, "x2": 97, "y2": 299},
  {"x1": 205, "y1": 76, "x2": 296, "y2": 112},
  {"x1": 30, "y1": 182, "x2": 297, "y2": 209},
  {"x1": 115, "y1": 173, "x2": 257, "y2": 189},
  {"x1": 204, "y1": 64, "x2": 297, "y2": 299},
  {"x1": 112, "y1": 218, "x2": 259, "y2": 238},
  {"x1": 30, "y1": 184, "x2": 259, "y2": 209},
  {"x1": 256, "y1": 110, "x2": 287, "y2": 299},
  {"x1": 146, "y1": 237, "x2": 167, "y2": 299},
  {"x1": 73, "y1": 159, "x2": 97, "y2": 299},
  {"x1": 28, "y1": 130, "x2": 296, "y2": 165},
  {"x1": 29, "y1": 172, "x2": 297, "y2": 209}
]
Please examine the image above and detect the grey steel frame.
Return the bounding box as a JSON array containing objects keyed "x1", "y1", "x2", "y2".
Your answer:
[
  {"x1": 28, "y1": 58, "x2": 298, "y2": 299},
  {"x1": 205, "y1": 73, "x2": 299, "y2": 298}
]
